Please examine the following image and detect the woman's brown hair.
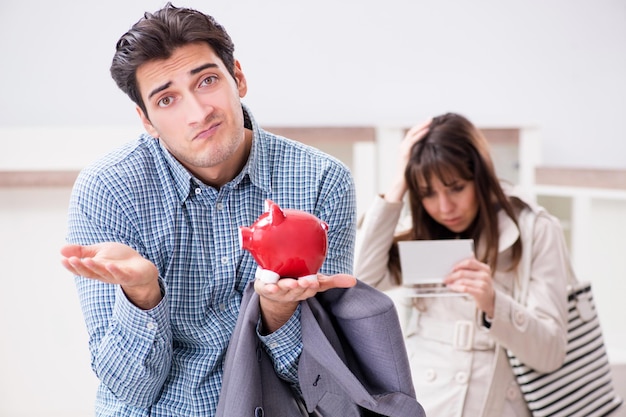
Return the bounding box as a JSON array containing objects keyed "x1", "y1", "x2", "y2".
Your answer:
[{"x1": 388, "y1": 113, "x2": 522, "y2": 284}]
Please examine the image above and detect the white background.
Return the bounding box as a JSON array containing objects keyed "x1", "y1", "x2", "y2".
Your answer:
[
  {"x1": 1, "y1": 1, "x2": 624, "y2": 415},
  {"x1": 1, "y1": 0, "x2": 625, "y2": 169}
]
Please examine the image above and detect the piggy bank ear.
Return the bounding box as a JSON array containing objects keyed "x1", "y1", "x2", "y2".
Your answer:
[{"x1": 265, "y1": 199, "x2": 286, "y2": 226}]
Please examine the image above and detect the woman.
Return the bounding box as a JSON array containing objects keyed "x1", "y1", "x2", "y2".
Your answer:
[{"x1": 354, "y1": 113, "x2": 570, "y2": 417}]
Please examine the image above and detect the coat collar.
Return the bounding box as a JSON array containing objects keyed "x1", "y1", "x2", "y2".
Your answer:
[
  {"x1": 497, "y1": 208, "x2": 519, "y2": 254},
  {"x1": 497, "y1": 182, "x2": 538, "y2": 254}
]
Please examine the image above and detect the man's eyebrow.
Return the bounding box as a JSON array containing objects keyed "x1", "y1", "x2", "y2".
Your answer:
[
  {"x1": 148, "y1": 82, "x2": 171, "y2": 100},
  {"x1": 147, "y1": 63, "x2": 219, "y2": 100},
  {"x1": 190, "y1": 62, "x2": 218, "y2": 75}
]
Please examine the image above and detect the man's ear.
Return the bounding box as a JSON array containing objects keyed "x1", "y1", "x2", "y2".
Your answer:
[
  {"x1": 136, "y1": 106, "x2": 159, "y2": 138},
  {"x1": 234, "y1": 60, "x2": 247, "y2": 98}
]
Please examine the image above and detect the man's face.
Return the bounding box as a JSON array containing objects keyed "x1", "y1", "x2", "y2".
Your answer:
[{"x1": 136, "y1": 42, "x2": 248, "y2": 182}]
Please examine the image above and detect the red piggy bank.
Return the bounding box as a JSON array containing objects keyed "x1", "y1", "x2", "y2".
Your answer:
[{"x1": 239, "y1": 199, "x2": 329, "y2": 283}]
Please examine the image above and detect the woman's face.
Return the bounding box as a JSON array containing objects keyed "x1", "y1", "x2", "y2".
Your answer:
[{"x1": 420, "y1": 175, "x2": 479, "y2": 234}]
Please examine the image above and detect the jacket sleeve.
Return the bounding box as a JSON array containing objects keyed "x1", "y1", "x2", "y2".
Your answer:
[
  {"x1": 488, "y1": 211, "x2": 569, "y2": 372},
  {"x1": 354, "y1": 195, "x2": 405, "y2": 291}
]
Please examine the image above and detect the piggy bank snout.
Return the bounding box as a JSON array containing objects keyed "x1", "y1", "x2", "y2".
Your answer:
[{"x1": 238, "y1": 226, "x2": 253, "y2": 251}]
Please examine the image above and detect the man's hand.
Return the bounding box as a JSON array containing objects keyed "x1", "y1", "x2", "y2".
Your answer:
[
  {"x1": 254, "y1": 273, "x2": 356, "y2": 334},
  {"x1": 60, "y1": 242, "x2": 161, "y2": 310}
]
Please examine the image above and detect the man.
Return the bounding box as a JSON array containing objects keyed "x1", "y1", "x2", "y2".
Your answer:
[{"x1": 61, "y1": 3, "x2": 422, "y2": 416}]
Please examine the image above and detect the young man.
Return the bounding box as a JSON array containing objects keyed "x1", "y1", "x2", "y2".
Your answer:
[{"x1": 61, "y1": 3, "x2": 423, "y2": 416}]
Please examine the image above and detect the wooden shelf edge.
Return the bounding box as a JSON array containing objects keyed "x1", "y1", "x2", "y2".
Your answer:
[
  {"x1": 535, "y1": 167, "x2": 626, "y2": 191},
  {"x1": 0, "y1": 171, "x2": 79, "y2": 187},
  {"x1": 263, "y1": 126, "x2": 376, "y2": 143}
]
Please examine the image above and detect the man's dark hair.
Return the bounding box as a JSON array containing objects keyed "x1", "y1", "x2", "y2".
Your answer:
[{"x1": 110, "y1": 2, "x2": 236, "y2": 116}]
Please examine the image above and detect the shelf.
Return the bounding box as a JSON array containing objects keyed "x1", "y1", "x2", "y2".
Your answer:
[
  {"x1": 263, "y1": 126, "x2": 376, "y2": 143},
  {"x1": 0, "y1": 171, "x2": 78, "y2": 187},
  {"x1": 536, "y1": 167, "x2": 626, "y2": 191}
]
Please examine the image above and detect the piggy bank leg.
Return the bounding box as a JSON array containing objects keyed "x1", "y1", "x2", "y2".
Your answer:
[
  {"x1": 255, "y1": 267, "x2": 280, "y2": 284},
  {"x1": 299, "y1": 274, "x2": 319, "y2": 283}
]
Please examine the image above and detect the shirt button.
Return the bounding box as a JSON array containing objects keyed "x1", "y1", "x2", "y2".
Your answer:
[
  {"x1": 425, "y1": 369, "x2": 436, "y2": 382},
  {"x1": 455, "y1": 372, "x2": 468, "y2": 384},
  {"x1": 146, "y1": 322, "x2": 156, "y2": 330},
  {"x1": 221, "y1": 256, "x2": 228, "y2": 265},
  {"x1": 269, "y1": 342, "x2": 278, "y2": 349},
  {"x1": 216, "y1": 202, "x2": 224, "y2": 210},
  {"x1": 514, "y1": 310, "x2": 526, "y2": 326},
  {"x1": 194, "y1": 188, "x2": 201, "y2": 195},
  {"x1": 219, "y1": 303, "x2": 226, "y2": 311}
]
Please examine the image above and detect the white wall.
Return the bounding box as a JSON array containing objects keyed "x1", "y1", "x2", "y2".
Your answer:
[
  {"x1": 1, "y1": 0, "x2": 625, "y2": 169},
  {"x1": 0, "y1": 189, "x2": 99, "y2": 416},
  {"x1": 1, "y1": 1, "x2": 625, "y2": 415}
]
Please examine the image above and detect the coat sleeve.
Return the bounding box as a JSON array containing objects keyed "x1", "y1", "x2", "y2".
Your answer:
[
  {"x1": 354, "y1": 195, "x2": 405, "y2": 291},
  {"x1": 488, "y1": 211, "x2": 569, "y2": 372}
]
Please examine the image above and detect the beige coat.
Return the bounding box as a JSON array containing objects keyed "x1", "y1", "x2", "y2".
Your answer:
[{"x1": 354, "y1": 189, "x2": 569, "y2": 417}]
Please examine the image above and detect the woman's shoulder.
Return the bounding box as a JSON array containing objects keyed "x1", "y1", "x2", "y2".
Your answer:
[
  {"x1": 502, "y1": 183, "x2": 562, "y2": 230},
  {"x1": 501, "y1": 182, "x2": 533, "y2": 209}
]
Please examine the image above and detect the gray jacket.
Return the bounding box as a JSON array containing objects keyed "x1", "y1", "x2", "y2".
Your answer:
[{"x1": 216, "y1": 280, "x2": 426, "y2": 417}]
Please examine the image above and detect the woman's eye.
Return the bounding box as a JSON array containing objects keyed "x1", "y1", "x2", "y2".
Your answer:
[{"x1": 451, "y1": 184, "x2": 465, "y2": 193}]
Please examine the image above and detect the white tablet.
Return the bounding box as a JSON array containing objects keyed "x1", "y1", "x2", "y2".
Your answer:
[{"x1": 398, "y1": 239, "x2": 474, "y2": 297}]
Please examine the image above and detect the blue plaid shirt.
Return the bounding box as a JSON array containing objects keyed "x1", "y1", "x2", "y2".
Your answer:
[{"x1": 67, "y1": 105, "x2": 357, "y2": 416}]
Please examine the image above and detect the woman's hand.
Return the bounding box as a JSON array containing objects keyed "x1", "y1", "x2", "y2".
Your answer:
[
  {"x1": 385, "y1": 119, "x2": 432, "y2": 203},
  {"x1": 444, "y1": 257, "x2": 496, "y2": 318}
]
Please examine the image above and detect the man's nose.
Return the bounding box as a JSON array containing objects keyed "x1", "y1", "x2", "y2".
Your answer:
[{"x1": 185, "y1": 95, "x2": 212, "y2": 125}]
